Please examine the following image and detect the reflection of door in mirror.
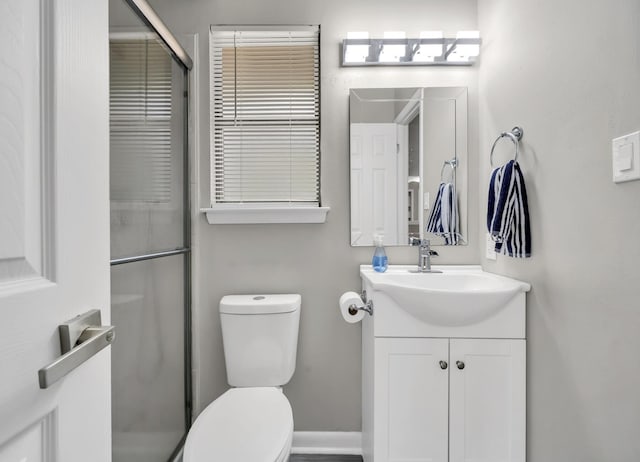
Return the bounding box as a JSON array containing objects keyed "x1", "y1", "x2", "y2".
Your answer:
[
  {"x1": 350, "y1": 89, "x2": 422, "y2": 246},
  {"x1": 350, "y1": 123, "x2": 401, "y2": 246}
]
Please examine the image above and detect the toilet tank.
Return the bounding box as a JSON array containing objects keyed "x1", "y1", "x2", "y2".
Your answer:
[{"x1": 220, "y1": 294, "x2": 301, "y2": 387}]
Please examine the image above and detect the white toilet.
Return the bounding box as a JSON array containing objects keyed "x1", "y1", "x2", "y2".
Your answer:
[{"x1": 183, "y1": 294, "x2": 301, "y2": 462}]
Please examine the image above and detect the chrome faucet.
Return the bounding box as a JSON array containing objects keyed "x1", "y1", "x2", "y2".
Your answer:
[{"x1": 413, "y1": 239, "x2": 441, "y2": 273}]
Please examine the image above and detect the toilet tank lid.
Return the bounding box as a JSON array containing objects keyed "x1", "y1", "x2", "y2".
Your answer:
[{"x1": 220, "y1": 294, "x2": 301, "y2": 315}]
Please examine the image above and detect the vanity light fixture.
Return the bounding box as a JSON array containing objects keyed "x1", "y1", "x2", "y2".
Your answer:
[{"x1": 341, "y1": 30, "x2": 481, "y2": 66}]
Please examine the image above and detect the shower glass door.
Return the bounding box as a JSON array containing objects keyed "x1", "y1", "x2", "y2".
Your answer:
[{"x1": 109, "y1": 1, "x2": 191, "y2": 460}]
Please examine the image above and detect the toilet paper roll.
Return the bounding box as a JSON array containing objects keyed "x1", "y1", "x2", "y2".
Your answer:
[{"x1": 339, "y1": 291, "x2": 366, "y2": 323}]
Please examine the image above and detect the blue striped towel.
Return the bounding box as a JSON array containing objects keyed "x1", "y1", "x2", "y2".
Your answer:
[
  {"x1": 426, "y1": 182, "x2": 460, "y2": 245},
  {"x1": 487, "y1": 160, "x2": 531, "y2": 257}
]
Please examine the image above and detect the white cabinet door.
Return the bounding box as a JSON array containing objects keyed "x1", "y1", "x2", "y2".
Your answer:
[
  {"x1": 449, "y1": 339, "x2": 526, "y2": 462},
  {"x1": 375, "y1": 338, "x2": 449, "y2": 462},
  {"x1": 0, "y1": 0, "x2": 111, "y2": 461}
]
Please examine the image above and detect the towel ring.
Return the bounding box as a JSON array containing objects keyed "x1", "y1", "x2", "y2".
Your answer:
[
  {"x1": 440, "y1": 159, "x2": 457, "y2": 183},
  {"x1": 490, "y1": 126, "x2": 523, "y2": 167}
]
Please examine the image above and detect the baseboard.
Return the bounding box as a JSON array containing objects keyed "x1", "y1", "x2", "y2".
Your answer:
[{"x1": 291, "y1": 431, "x2": 362, "y2": 455}]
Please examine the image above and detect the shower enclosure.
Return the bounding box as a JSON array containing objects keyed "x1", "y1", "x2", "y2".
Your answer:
[{"x1": 109, "y1": 1, "x2": 192, "y2": 460}]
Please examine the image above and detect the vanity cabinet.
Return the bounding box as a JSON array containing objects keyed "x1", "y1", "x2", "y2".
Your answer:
[
  {"x1": 360, "y1": 265, "x2": 529, "y2": 462},
  {"x1": 370, "y1": 337, "x2": 525, "y2": 462}
]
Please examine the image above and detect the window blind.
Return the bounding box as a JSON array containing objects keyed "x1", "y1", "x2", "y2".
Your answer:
[
  {"x1": 210, "y1": 26, "x2": 320, "y2": 205},
  {"x1": 110, "y1": 38, "x2": 173, "y2": 203}
]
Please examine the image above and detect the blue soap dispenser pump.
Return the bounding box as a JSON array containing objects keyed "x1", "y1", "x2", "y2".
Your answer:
[{"x1": 372, "y1": 234, "x2": 388, "y2": 273}]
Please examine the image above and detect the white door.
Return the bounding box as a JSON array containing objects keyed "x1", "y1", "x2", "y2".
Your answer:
[
  {"x1": 374, "y1": 338, "x2": 449, "y2": 462},
  {"x1": 0, "y1": 0, "x2": 111, "y2": 461},
  {"x1": 350, "y1": 123, "x2": 398, "y2": 245},
  {"x1": 449, "y1": 339, "x2": 526, "y2": 462}
]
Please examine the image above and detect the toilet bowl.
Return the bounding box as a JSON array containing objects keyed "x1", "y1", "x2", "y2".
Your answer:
[
  {"x1": 183, "y1": 294, "x2": 301, "y2": 462},
  {"x1": 183, "y1": 388, "x2": 293, "y2": 462}
]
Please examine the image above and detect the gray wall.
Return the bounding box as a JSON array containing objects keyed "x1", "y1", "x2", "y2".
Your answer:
[
  {"x1": 478, "y1": 0, "x2": 640, "y2": 460},
  {"x1": 134, "y1": 0, "x2": 640, "y2": 452},
  {"x1": 148, "y1": 0, "x2": 479, "y2": 430}
]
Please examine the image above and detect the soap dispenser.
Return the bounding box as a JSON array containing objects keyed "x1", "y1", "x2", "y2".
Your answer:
[{"x1": 372, "y1": 234, "x2": 388, "y2": 273}]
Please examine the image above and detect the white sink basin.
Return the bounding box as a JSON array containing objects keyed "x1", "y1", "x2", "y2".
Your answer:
[{"x1": 361, "y1": 265, "x2": 530, "y2": 326}]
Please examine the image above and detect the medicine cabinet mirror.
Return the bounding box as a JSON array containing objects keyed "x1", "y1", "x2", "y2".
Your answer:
[{"x1": 349, "y1": 86, "x2": 468, "y2": 246}]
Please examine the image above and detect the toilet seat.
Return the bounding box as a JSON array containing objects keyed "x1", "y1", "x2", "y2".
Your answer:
[{"x1": 183, "y1": 387, "x2": 293, "y2": 462}]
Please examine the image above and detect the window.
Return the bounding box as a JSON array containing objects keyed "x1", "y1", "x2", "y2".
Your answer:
[
  {"x1": 110, "y1": 37, "x2": 173, "y2": 204},
  {"x1": 207, "y1": 25, "x2": 328, "y2": 224}
]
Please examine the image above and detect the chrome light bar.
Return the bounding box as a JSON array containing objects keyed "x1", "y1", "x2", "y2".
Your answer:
[{"x1": 341, "y1": 36, "x2": 481, "y2": 67}]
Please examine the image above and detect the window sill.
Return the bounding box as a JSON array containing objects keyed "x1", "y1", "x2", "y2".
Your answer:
[{"x1": 202, "y1": 206, "x2": 330, "y2": 224}]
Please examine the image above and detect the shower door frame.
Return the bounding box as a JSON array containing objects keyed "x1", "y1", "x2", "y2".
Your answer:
[{"x1": 109, "y1": 1, "x2": 193, "y2": 460}]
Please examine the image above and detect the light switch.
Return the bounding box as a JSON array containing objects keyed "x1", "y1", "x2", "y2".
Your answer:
[
  {"x1": 616, "y1": 143, "x2": 633, "y2": 171},
  {"x1": 613, "y1": 131, "x2": 640, "y2": 183},
  {"x1": 423, "y1": 192, "x2": 430, "y2": 210}
]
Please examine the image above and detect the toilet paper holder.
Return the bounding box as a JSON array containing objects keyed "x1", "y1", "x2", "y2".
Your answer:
[{"x1": 348, "y1": 290, "x2": 374, "y2": 316}]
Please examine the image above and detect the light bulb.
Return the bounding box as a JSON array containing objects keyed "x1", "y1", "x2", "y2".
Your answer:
[
  {"x1": 345, "y1": 31, "x2": 370, "y2": 63},
  {"x1": 379, "y1": 31, "x2": 406, "y2": 63},
  {"x1": 449, "y1": 30, "x2": 480, "y2": 62},
  {"x1": 414, "y1": 31, "x2": 443, "y2": 62}
]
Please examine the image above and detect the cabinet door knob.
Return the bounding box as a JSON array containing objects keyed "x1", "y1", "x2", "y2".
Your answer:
[
  {"x1": 456, "y1": 360, "x2": 465, "y2": 370},
  {"x1": 439, "y1": 360, "x2": 448, "y2": 370}
]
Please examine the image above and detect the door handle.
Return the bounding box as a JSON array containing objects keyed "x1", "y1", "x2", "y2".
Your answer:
[{"x1": 38, "y1": 309, "x2": 115, "y2": 389}]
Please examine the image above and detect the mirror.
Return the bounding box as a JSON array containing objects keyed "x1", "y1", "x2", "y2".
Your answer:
[{"x1": 349, "y1": 87, "x2": 467, "y2": 246}]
